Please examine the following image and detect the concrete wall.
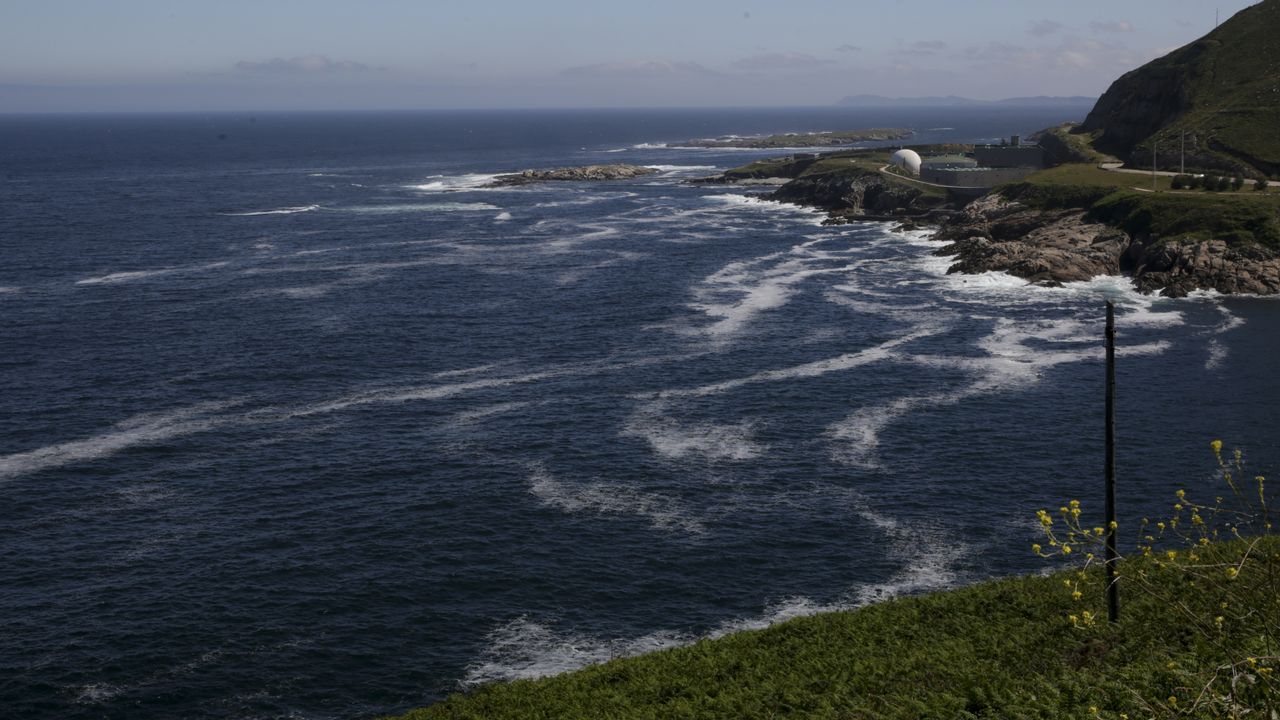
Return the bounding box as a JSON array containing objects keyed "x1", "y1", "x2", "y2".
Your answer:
[
  {"x1": 920, "y1": 166, "x2": 1037, "y2": 187},
  {"x1": 973, "y1": 146, "x2": 1045, "y2": 168}
]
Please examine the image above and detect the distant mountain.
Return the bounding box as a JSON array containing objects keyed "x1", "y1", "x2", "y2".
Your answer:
[
  {"x1": 836, "y1": 94, "x2": 1096, "y2": 108},
  {"x1": 1080, "y1": 0, "x2": 1280, "y2": 176}
]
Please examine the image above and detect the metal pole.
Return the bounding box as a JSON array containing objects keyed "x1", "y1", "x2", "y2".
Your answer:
[
  {"x1": 1104, "y1": 301, "x2": 1120, "y2": 623},
  {"x1": 1152, "y1": 141, "x2": 1158, "y2": 192},
  {"x1": 1181, "y1": 133, "x2": 1185, "y2": 176}
]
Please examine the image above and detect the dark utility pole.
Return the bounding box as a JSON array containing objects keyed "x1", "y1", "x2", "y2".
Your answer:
[{"x1": 1104, "y1": 302, "x2": 1120, "y2": 623}]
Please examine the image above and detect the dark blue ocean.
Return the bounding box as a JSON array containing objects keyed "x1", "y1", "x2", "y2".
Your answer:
[{"x1": 3, "y1": 107, "x2": 1279, "y2": 719}]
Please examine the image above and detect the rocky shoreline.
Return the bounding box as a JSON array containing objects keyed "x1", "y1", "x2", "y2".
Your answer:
[
  {"x1": 700, "y1": 162, "x2": 1280, "y2": 297},
  {"x1": 932, "y1": 193, "x2": 1280, "y2": 297},
  {"x1": 484, "y1": 164, "x2": 659, "y2": 188}
]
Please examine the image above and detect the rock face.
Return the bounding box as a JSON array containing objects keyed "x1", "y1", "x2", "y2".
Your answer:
[
  {"x1": 934, "y1": 193, "x2": 1280, "y2": 296},
  {"x1": 485, "y1": 164, "x2": 659, "y2": 187}
]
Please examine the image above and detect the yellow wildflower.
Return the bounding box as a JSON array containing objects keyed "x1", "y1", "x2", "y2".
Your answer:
[{"x1": 1211, "y1": 439, "x2": 1222, "y2": 454}]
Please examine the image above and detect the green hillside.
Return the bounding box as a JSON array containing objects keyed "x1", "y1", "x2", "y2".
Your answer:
[{"x1": 1080, "y1": 0, "x2": 1280, "y2": 176}]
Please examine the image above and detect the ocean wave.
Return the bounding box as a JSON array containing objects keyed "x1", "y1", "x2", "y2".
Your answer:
[
  {"x1": 0, "y1": 401, "x2": 245, "y2": 482},
  {"x1": 407, "y1": 173, "x2": 503, "y2": 192},
  {"x1": 221, "y1": 205, "x2": 320, "y2": 217},
  {"x1": 75, "y1": 261, "x2": 231, "y2": 286},
  {"x1": 677, "y1": 236, "x2": 915, "y2": 342}
]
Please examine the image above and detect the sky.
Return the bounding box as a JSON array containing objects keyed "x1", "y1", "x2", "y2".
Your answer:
[{"x1": 0, "y1": 0, "x2": 1260, "y2": 112}]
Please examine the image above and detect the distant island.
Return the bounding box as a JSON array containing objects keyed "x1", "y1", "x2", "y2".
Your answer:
[
  {"x1": 669, "y1": 128, "x2": 912, "y2": 149},
  {"x1": 836, "y1": 94, "x2": 1097, "y2": 108}
]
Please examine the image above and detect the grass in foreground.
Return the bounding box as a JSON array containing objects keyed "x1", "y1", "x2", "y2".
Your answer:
[{"x1": 390, "y1": 539, "x2": 1279, "y2": 720}]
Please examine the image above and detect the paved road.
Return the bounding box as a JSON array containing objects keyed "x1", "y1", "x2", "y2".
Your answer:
[{"x1": 1098, "y1": 162, "x2": 1182, "y2": 177}]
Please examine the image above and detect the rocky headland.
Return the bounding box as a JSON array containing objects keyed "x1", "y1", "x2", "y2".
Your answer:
[
  {"x1": 484, "y1": 164, "x2": 659, "y2": 188},
  {"x1": 933, "y1": 192, "x2": 1280, "y2": 297},
  {"x1": 765, "y1": 168, "x2": 950, "y2": 224}
]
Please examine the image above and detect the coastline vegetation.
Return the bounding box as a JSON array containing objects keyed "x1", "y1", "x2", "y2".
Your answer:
[
  {"x1": 1006, "y1": 165, "x2": 1280, "y2": 249},
  {"x1": 390, "y1": 442, "x2": 1278, "y2": 720},
  {"x1": 390, "y1": 542, "x2": 1278, "y2": 720}
]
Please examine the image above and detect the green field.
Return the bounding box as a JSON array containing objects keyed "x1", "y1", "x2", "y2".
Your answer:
[
  {"x1": 1008, "y1": 165, "x2": 1280, "y2": 248},
  {"x1": 389, "y1": 538, "x2": 1279, "y2": 720}
]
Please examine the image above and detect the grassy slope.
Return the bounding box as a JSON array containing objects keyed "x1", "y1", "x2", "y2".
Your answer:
[
  {"x1": 720, "y1": 148, "x2": 968, "y2": 201},
  {"x1": 1009, "y1": 165, "x2": 1280, "y2": 249},
  {"x1": 1085, "y1": 0, "x2": 1280, "y2": 174},
  {"x1": 390, "y1": 540, "x2": 1278, "y2": 720}
]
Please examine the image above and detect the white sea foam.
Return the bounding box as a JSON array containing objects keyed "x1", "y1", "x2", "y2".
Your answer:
[
  {"x1": 222, "y1": 205, "x2": 320, "y2": 217},
  {"x1": 341, "y1": 202, "x2": 500, "y2": 214},
  {"x1": 528, "y1": 466, "x2": 706, "y2": 535},
  {"x1": 466, "y1": 482, "x2": 965, "y2": 686},
  {"x1": 75, "y1": 261, "x2": 231, "y2": 286},
  {"x1": 464, "y1": 618, "x2": 691, "y2": 687},
  {"x1": 1201, "y1": 305, "x2": 1245, "y2": 369},
  {"x1": 686, "y1": 261, "x2": 851, "y2": 339},
  {"x1": 827, "y1": 391, "x2": 970, "y2": 469},
  {"x1": 452, "y1": 401, "x2": 533, "y2": 424},
  {"x1": 646, "y1": 165, "x2": 719, "y2": 174},
  {"x1": 76, "y1": 683, "x2": 125, "y2": 704},
  {"x1": 661, "y1": 326, "x2": 941, "y2": 399},
  {"x1": 1206, "y1": 339, "x2": 1229, "y2": 370},
  {"x1": 0, "y1": 286, "x2": 20, "y2": 293},
  {"x1": 494, "y1": 211, "x2": 513, "y2": 222},
  {"x1": 407, "y1": 174, "x2": 503, "y2": 192},
  {"x1": 0, "y1": 401, "x2": 244, "y2": 482},
  {"x1": 622, "y1": 400, "x2": 762, "y2": 461}
]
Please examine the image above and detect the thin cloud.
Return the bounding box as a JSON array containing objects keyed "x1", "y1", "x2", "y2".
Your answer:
[
  {"x1": 235, "y1": 55, "x2": 373, "y2": 74},
  {"x1": 835, "y1": 44, "x2": 863, "y2": 53},
  {"x1": 559, "y1": 60, "x2": 715, "y2": 78},
  {"x1": 1028, "y1": 20, "x2": 1063, "y2": 37},
  {"x1": 1089, "y1": 20, "x2": 1136, "y2": 33},
  {"x1": 894, "y1": 40, "x2": 949, "y2": 57},
  {"x1": 731, "y1": 52, "x2": 836, "y2": 71}
]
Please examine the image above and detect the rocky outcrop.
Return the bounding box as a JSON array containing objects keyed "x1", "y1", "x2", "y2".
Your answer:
[
  {"x1": 934, "y1": 195, "x2": 1129, "y2": 285},
  {"x1": 1127, "y1": 238, "x2": 1280, "y2": 296},
  {"x1": 484, "y1": 164, "x2": 659, "y2": 187},
  {"x1": 767, "y1": 169, "x2": 949, "y2": 222},
  {"x1": 933, "y1": 193, "x2": 1280, "y2": 296}
]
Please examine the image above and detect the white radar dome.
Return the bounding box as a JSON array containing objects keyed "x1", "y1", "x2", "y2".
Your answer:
[{"x1": 890, "y1": 149, "x2": 922, "y2": 176}]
